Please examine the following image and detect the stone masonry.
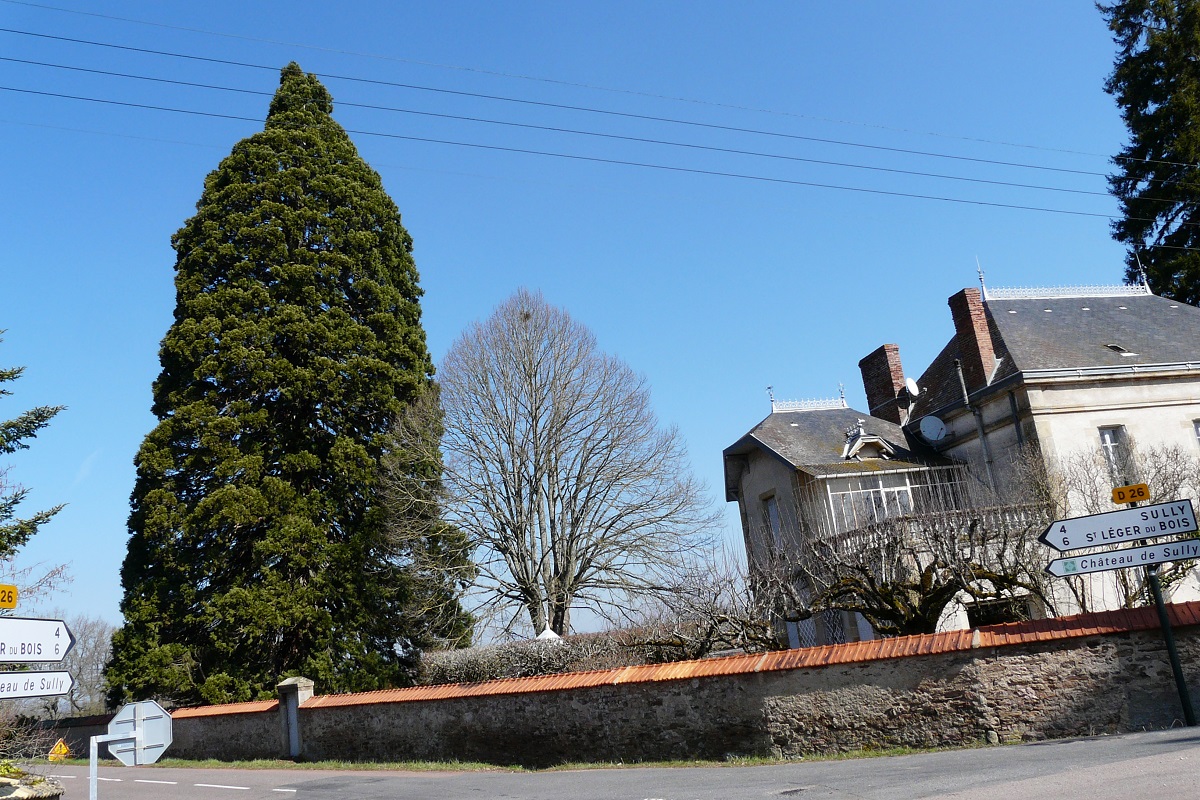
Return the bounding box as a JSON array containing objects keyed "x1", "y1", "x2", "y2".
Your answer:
[{"x1": 63, "y1": 603, "x2": 1200, "y2": 766}]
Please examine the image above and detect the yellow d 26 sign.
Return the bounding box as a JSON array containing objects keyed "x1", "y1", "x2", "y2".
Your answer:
[
  {"x1": 0, "y1": 585, "x2": 16, "y2": 610},
  {"x1": 1112, "y1": 483, "x2": 1151, "y2": 505}
]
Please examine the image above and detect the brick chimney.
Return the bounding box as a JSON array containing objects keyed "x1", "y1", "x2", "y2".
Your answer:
[
  {"x1": 947, "y1": 287, "x2": 996, "y2": 393},
  {"x1": 858, "y1": 343, "x2": 905, "y2": 424}
]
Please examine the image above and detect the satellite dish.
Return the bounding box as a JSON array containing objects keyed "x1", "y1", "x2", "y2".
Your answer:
[
  {"x1": 919, "y1": 415, "x2": 947, "y2": 442},
  {"x1": 904, "y1": 377, "x2": 920, "y2": 398}
]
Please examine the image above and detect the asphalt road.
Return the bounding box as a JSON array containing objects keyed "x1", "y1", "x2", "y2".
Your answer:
[{"x1": 45, "y1": 727, "x2": 1200, "y2": 799}]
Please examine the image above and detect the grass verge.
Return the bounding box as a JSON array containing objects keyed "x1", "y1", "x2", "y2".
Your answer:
[{"x1": 49, "y1": 741, "x2": 989, "y2": 773}]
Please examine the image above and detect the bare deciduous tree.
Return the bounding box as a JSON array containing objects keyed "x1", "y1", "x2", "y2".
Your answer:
[
  {"x1": 623, "y1": 548, "x2": 792, "y2": 659},
  {"x1": 36, "y1": 614, "x2": 114, "y2": 719},
  {"x1": 745, "y1": 461, "x2": 1060, "y2": 638},
  {"x1": 435, "y1": 289, "x2": 716, "y2": 636}
]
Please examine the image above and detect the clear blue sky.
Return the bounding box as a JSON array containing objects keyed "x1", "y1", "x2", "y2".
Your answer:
[{"x1": 1, "y1": 1, "x2": 1130, "y2": 626}]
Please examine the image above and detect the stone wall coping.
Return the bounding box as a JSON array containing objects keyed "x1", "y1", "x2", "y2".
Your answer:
[
  {"x1": 172, "y1": 699, "x2": 278, "y2": 718},
  {"x1": 162, "y1": 601, "x2": 1200, "y2": 718}
]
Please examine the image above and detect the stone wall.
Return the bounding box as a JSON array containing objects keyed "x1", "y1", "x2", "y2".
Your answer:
[
  {"x1": 763, "y1": 630, "x2": 1200, "y2": 756},
  {"x1": 53, "y1": 603, "x2": 1200, "y2": 765},
  {"x1": 294, "y1": 628, "x2": 1196, "y2": 766},
  {"x1": 299, "y1": 677, "x2": 773, "y2": 766},
  {"x1": 171, "y1": 704, "x2": 279, "y2": 761},
  {"x1": 40, "y1": 714, "x2": 111, "y2": 759}
]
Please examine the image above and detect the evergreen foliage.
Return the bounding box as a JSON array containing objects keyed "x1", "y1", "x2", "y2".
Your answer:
[
  {"x1": 0, "y1": 338, "x2": 64, "y2": 557},
  {"x1": 379, "y1": 384, "x2": 475, "y2": 650},
  {"x1": 1103, "y1": 0, "x2": 1200, "y2": 301},
  {"x1": 106, "y1": 63, "x2": 469, "y2": 707}
]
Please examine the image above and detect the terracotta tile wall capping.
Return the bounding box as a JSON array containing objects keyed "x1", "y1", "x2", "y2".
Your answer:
[
  {"x1": 171, "y1": 601, "x2": 1200, "y2": 717},
  {"x1": 172, "y1": 699, "x2": 278, "y2": 718}
]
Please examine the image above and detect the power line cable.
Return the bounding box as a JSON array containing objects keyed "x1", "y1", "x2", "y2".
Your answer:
[
  {"x1": 0, "y1": 27, "x2": 1142, "y2": 179},
  {"x1": 7, "y1": 89, "x2": 1200, "y2": 248},
  {"x1": 0, "y1": 0, "x2": 1132, "y2": 161},
  {"x1": 8, "y1": 9, "x2": 1198, "y2": 253},
  {"x1": 0, "y1": 56, "x2": 1116, "y2": 199},
  {"x1": 0, "y1": 84, "x2": 1139, "y2": 223},
  {"x1": 0, "y1": 117, "x2": 560, "y2": 186}
]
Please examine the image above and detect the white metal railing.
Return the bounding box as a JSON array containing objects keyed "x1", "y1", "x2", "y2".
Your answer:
[
  {"x1": 983, "y1": 283, "x2": 1152, "y2": 301},
  {"x1": 771, "y1": 396, "x2": 847, "y2": 412}
]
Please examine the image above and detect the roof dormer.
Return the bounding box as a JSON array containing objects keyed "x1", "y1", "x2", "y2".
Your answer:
[{"x1": 841, "y1": 419, "x2": 897, "y2": 461}]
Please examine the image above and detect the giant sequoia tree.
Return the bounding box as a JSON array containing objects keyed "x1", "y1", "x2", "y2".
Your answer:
[
  {"x1": 1104, "y1": 0, "x2": 1200, "y2": 302},
  {"x1": 107, "y1": 64, "x2": 468, "y2": 706}
]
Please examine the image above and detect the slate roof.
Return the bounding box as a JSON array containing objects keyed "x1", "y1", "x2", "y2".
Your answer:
[
  {"x1": 987, "y1": 292, "x2": 1200, "y2": 371},
  {"x1": 723, "y1": 407, "x2": 940, "y2": 491},
  {"x1": 910, "y1": 291, "x2": 1200, "y2": 419}
]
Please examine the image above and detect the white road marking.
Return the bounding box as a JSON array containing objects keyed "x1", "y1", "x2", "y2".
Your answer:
[
  {"x1": 98, "y1": 777, "x2": 122, "y2": 782},
  {"x1": 135, "y1": 779, "x2": 179, "y2": 784},
  {"x1": 48, "y1": 774, "x2": 76, "y2": 779},
  {"x1": 195, "y1": 784, "x2": 251, "y2": 790},
  {"x1": 271, "y1": 790, "x2": 298, "y2": 794}
]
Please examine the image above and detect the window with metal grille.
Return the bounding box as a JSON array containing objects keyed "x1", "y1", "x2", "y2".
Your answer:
[
  {"x1": 1099, "y1": 426, "x2": 1135, "y2": 485},
  {"x1": 762, "y1": 494, "x2": 783, "y2": 550}
]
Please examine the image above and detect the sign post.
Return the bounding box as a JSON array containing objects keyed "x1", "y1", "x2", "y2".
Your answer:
[
  {"x1": 1042, "y1": 495, "x2": 1197, "y2": 726},
  {"x1": 1145, "y1": 562, "x2": 1196, "y2": 726},
  {"x1": 89, "y1": 700, "x2": 173, "y2": 800}
]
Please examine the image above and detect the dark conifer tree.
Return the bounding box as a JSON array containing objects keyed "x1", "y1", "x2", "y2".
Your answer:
[
  {"x1": 107, "y1": 64, "x2": 469, "y2": 706},
  {"x1": 1, "y1": 338, "x2": 63, "y2": 556},
  {"x1": 1104, "y1": 0, "x2": 1200, "y2": 302}
]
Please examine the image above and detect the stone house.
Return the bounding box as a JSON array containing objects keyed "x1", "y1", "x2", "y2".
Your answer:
[
  {"x1": 878, "y1": 280, "x2": 1200, "y2": 615},
  {"x1": 725, "y1": 279, "x2": 1200, "y2": 643},
  {"x1": 722, "y1": 396, "x2": 957, "y2": 647},
  {"x1": 878, "y1": 281, "x2": 1200, "y2": 495}
]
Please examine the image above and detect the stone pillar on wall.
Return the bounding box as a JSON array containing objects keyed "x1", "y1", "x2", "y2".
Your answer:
[{"x1": 277, "y1": 677, "x2": 314, "y2": 759}]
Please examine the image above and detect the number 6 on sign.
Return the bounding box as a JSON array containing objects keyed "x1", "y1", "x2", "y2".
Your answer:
[{"x1": 0, "y1": 585, "x2": 17, "y2": 610}]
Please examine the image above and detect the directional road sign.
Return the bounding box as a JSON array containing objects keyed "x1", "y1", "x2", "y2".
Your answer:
[
  {"x1": 1038, "y1": 499, "x2": 1197, "y2": 552},
  {"x1": 0, "y1": 617, "x2": 73, "y2": 663},
  {"x1": 0, "y1": 670, "x2": 73, "y2": 700},
  {"x1": 1046, "y1": 537, "x2": 1200, "y2": 577},
  {"x1": 107, "y1": 700, "x2": 173, "y2": 766}
]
